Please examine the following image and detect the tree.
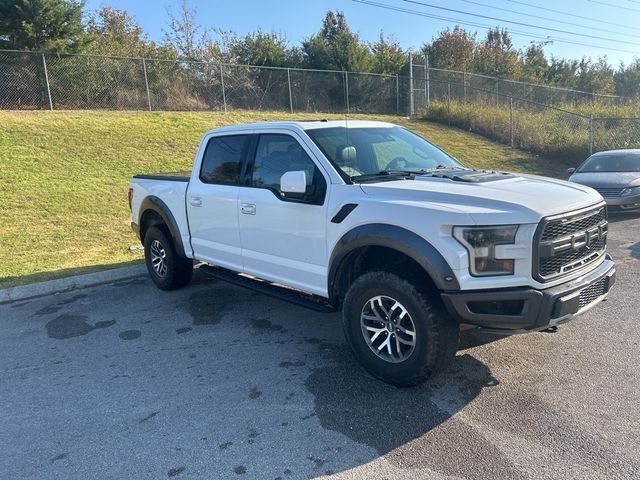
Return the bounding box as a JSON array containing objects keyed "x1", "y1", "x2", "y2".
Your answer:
[
  {"x1": 546, "y1": 56, "x2": 579, "y2": 89},
  {"x1": 576, "y1": 57, "x2": 615, "y2": 95},
  {"x1": 473, "y1": 27, "x2": 521, "y2": 78},
  {"x1": 0, "y1": 0, "x2": 86, "y2": 52},
  {"x1": 614, "y1": 58, "x2": 640, "y2": 97},
  {"x1": 521, "y1": 42, "x2": 549, "y2": 83},
  {"x1": 302, "y1": 10, "x2": 372, "y2": 72},
  {"x1": 163, "y1": 0, "x2": 214, "y2": 61},
  {"x1": 228, "y1": 31, "x2": 290, "y2": 67},
  {"x1": 370, "y1": 32, "x2": 406, "y2": 74},
  {"x1": 424, "y1": 26, "x2": 475, "y2": 71},
  {"x1": 86, "y1": 7, "x2": 164, "y2": 57}
]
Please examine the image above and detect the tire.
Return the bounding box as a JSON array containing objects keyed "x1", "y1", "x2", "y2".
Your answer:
[
  {"x1": 143, "y1": 226, "x2": 193, "y2": 291},
  {"x1": 342, "y1": 271, "x2": 459, "y2": 387}
]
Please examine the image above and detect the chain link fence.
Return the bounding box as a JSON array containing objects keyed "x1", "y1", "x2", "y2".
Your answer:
[
  {"x1": 410, "y1": 63, "x2": 623, "y2": 107},
  {"x1": 409, "y1": 63, "x2": 640, "y2": 163},
  {"x1": 0, "y1": 49, "x2": 406, "y2": 115},
  {"x1": 418, "y1": 79, "x2": 591, "y2": 164},
  {"x1": 591, "y1": 118, "x2": 640, "y2": 153},
  {"x1": 1, "y1": 49, "x2": 639, "y2": 162}
]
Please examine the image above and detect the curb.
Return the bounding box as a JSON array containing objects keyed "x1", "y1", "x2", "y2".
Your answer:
[{"x1": 0, "y1": 264, "x2": 147, "y2": 304}]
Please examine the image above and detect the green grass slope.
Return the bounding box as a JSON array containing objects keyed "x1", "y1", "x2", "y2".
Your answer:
[{"x1": 0, "y1": 110, "x2": 563, "y2": 288}]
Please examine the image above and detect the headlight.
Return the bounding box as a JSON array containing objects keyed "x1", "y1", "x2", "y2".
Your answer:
[
  {"x1": 621, "y1": 186, "x2": 640, "y2": 196},
  {"x1": 453, "y1": 225, "x2": 518, "y2": 276}
]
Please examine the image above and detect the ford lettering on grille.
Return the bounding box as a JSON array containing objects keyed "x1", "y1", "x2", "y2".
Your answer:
[{"x1": 534, "y1": 204, "x2": 608, "y2": 282}]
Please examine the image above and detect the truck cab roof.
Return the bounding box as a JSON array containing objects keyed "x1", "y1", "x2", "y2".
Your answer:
[{"x1": 206, "y1": 119, "x2": 397, "y2": 136}]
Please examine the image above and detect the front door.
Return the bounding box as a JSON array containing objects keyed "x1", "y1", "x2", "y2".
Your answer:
[{"x1": 238, "y1": 132, "x2": 329, "y2": 296}]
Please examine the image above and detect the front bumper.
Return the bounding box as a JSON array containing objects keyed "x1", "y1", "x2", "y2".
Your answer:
[{"x1": 441, "y1": 256, "x2": 616, "y2": 334}]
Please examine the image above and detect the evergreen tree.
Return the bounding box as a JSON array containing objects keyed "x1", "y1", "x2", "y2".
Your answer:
[
  {"x1": 0, "y1": 0, "x2": 86, "y2": 52},
  {"x1": 302, "y1": 10, "x2": 372, "y2": 72}
]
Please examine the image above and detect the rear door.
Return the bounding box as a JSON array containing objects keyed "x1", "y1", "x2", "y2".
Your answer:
[
  {"x1": 187, "y1": 133, "x2": 251, "y2": 271},
  {"x1": 238, "y1": 131, "x2": 330, "y2": 296}
]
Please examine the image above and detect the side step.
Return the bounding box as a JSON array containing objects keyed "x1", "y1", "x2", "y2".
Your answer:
[{"x1": 198, "y1": 265, "x2": 336, "y2": 313}]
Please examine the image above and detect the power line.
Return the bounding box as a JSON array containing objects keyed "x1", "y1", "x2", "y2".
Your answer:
[
  {"x1": 506, "y1": 0, "x2": 638, "y2": 31},
  {"x1": 399, "y1": 0, "x2": 640, "y2": 46},
  {"x1": 587, "y1": 0, "x2": 640, "y2": 12},
  {"x1": 460, "y1": 0, "x2": 640, "y2": 40},
  {"x1": 352, "y1": 0, "x2": 640, "y2": 54}
]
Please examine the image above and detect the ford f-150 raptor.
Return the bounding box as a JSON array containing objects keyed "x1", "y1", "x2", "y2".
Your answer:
[{"x1": 129, "y1": 120, "x2": 616, "y2": 386}]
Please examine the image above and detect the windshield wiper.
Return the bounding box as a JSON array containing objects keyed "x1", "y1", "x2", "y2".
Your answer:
[
  {"x1": 351, "y1": 170, "x2": 417, "y2": 181},
  {"x1": 351, "y1": 165, "x2": 466, "y2": 182}
]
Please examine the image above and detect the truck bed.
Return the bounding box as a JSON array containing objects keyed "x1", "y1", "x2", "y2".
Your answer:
[{"x1": 130, "y1": 173, "x2": 193, "y2": 257}]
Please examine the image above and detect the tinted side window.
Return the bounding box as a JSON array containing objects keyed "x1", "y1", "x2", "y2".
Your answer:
[
  {"x1": 200, "y1": 135, "x2": 248, "y2": 185},
  {"x1": 251, "y1": 134, "x2": 326, "y2": 203}
]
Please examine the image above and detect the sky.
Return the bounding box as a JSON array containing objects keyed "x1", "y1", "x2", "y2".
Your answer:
[{"x1": 83, "y1": 0, "x2": 640, "y2": 67}]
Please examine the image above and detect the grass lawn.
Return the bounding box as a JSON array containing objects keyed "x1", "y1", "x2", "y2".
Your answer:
[{"x1": 0, "y1": 110, "x2": 564, "y2": 289}]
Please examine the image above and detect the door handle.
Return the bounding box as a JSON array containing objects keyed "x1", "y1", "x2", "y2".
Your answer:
[
  {"x1": 189, "y1": 196, "x2": 202, "y2": 207},
  {"x1": 241, "y1": 203, "x2": 256, "y2": 215}
]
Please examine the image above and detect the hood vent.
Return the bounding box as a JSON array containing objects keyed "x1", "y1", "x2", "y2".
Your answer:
[{"x1": 425, "y1": 169, "x2": 515, "y2": 183}]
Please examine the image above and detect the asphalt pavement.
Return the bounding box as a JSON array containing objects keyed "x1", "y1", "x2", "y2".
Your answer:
[{"x1": 1, "y1": 214, "x2": 639, "y2": 480}]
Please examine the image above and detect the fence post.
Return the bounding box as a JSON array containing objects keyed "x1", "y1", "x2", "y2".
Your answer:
[
  {"x1": 142, "y1": 58, "x2": 152, "y2": 111},
  {"x1": 447, "y1": 81, "x2": 451, "y2": 126},
  {"x1": 344, "y1": 71, "x2": 350, "y2": 114},
  {"x1": 287, "y1": 68, "x2": 293, "y2": 114},
  {"x1": 220, "y1": 64, "x2": 227, "y2": 113},
  {"x1": 42, "y1": 54, "x2": 53, "y2": 110},
  {"x1": 409, "y1": 52, "x2": 414, "y2": 116},
  {"x1": 395, "y1": 74, "x2": 399, "y2": 115},
  {"x1": 423, "y1": 59, "x2": 427, "y2": 108},
  {"x1": 589, "y1": 115, "x2": 593, "y2": 155},
  {"x1": 495, "y1": 79, "x2": 499, "y2": 106},
  {"x1": 463, "y1": 71, "x2": 466, "y2": 102},
  {"x1": 426, "y1": 54, "x2": 430, "y2": 108},
  {"x1": 509, "y1": 97, "x2": 514, "y2": 148}
]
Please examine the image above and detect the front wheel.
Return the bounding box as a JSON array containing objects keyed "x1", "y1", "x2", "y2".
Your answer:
[
  {"x1": 342, "y1": 271, "x2": 459, "y2": 387},
  {"x1": 143, "y1": 226, "x2": 193, "y2": 291}
]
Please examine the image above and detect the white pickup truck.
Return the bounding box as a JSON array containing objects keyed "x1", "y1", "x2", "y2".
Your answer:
[{"x1": 129, "y1": 120, "x2": 616, "y2": 386}]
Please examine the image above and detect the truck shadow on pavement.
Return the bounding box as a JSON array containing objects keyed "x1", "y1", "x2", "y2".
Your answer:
[
  {"x1": 169, "y1": 274, "x2": 507, "y2": 478},
  {"x1": 178, "y1": 274, "x2": 508, "y2": 478},
  {"x1": 305, "y1": 351, "x2": 500, "y2": 459}
]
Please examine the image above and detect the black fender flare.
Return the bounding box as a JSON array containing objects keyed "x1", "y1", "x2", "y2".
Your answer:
[
  {"x1": 328, "y1": 223, "x2": 460, "y2": 299},
  {"x1": 138, "y1": 196, "x2": 186, "y2": 257}
]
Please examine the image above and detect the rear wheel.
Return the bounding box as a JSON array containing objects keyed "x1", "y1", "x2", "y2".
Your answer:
[
  {"x1": 143, "y1": 226, "x2": 193, "y2": 290},
  {"x1": 342, "y1": 271, "x2": 458, "y2": 387}
]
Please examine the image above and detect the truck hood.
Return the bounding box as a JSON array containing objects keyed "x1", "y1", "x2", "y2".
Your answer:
[{"x1": 359, "y1": 170, "x2": 603, "y2": 225}]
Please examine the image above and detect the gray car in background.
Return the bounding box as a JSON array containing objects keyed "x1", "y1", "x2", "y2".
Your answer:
[{"x1": 568, "y1": 149, "x2": 640, "y2": 212}]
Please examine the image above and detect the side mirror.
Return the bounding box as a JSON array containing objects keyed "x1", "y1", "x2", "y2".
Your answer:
[
  {"x1": 566, "y1": 167, "x2": 576, "y2": 175},
  {"x1": 280, "y1": 170, "x2": 307, "y2": 195}
]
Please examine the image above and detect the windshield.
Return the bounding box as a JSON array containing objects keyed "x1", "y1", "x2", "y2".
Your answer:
[
  {"x1": 306, "y1": 126, "x2": 462, "y2": 180},
  {"x1": 577, "y1": 153, "x2": 640, "y2": 173}
]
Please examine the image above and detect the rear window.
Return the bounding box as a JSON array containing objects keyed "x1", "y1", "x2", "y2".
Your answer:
[{"x1": 200, "y1": 135, "x2": 248, "y2": 184}]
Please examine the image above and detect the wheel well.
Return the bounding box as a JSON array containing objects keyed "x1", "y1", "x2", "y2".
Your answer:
[
  {"x1": 331, "y1": 246, "x2": 438, "y2": 308},
  {"x1": 139, "y1": 210, "x2": 167, "y2": 245}
]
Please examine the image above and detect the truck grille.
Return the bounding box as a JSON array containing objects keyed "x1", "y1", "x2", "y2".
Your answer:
[
  {"x1": 578, "y1": 277, "x2": 608, "y2": 309},
  {"x1": 593, "y1": 187, "x2": 623, "y2": 199},
  {"x1": 534, "y1": 204, "x2": 608, "y2": 282}
]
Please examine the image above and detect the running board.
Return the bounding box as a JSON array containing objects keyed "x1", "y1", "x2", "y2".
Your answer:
[{"x1": 198, "y1": 265, "x2": 336, "y2": 313}]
